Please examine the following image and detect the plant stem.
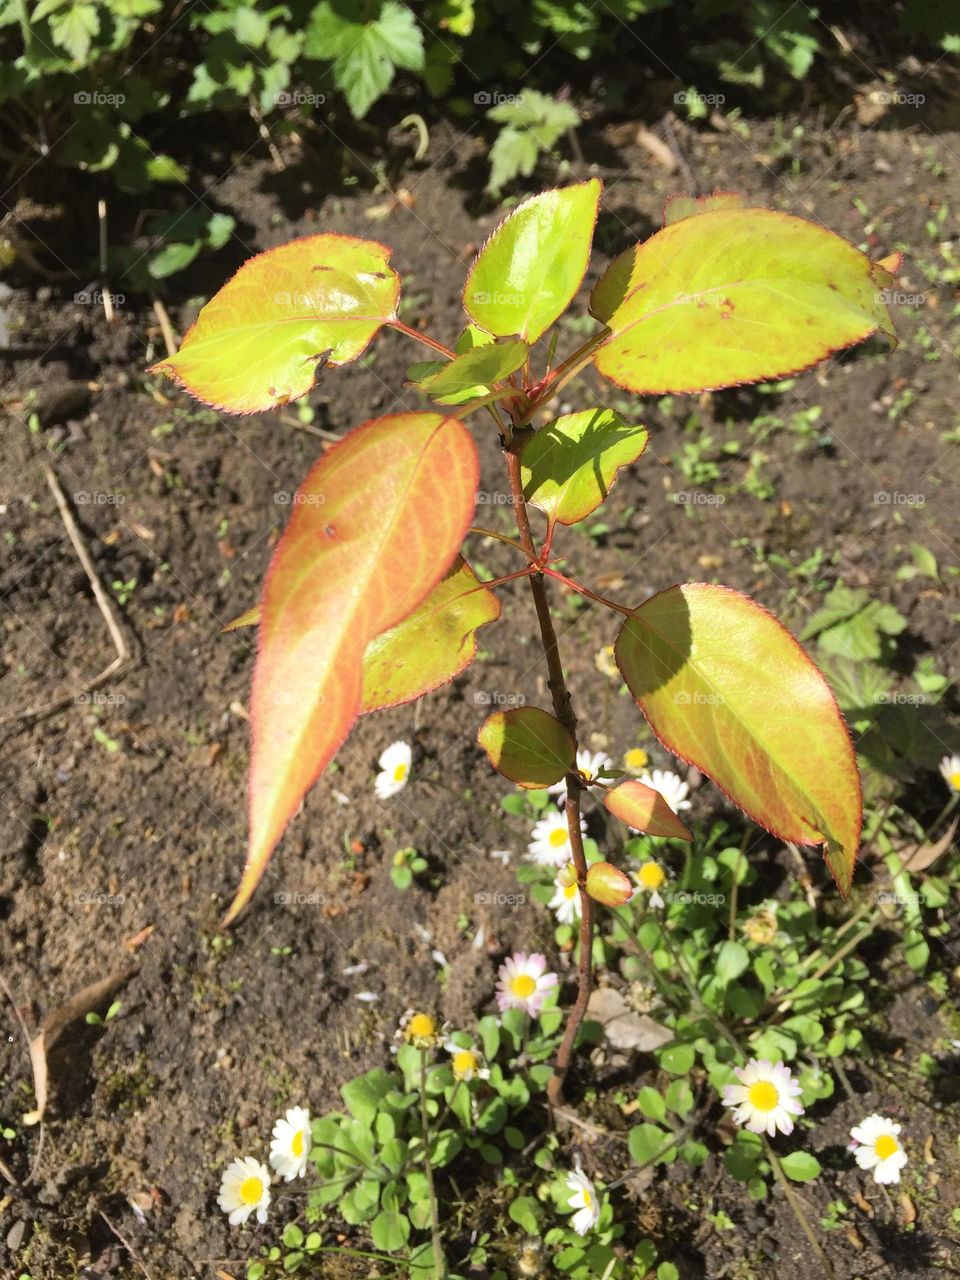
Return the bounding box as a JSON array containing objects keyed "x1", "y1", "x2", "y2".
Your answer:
[
  {"x1": 418, "y1": 1048, "x2": 445, "y2": 1278},
  {"x1": 763, "y1": 1137, "x2": 837, "y2": 1280},
  {"x1": 502, "y1": 436, "x2": 593, "y2": 1110},
  {"x1": 541, "y1": 565, "x2": 633, "y2": 617},
  {"x1": 388, "y1": 319, "x2": 456, "y2": 360}
]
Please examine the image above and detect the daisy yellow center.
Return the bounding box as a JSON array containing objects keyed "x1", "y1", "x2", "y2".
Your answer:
[
  {"x1": 582, "y1": 1188, "x2": 593, "y2": 1208},
  {"x1": 549, "y1": 827, "x2": 568, "y2": 848},
  {"x1": 624, "y1": 748, "x2": 648, "y2": 770},
  {"x1": 639, "y1": 862, "x2": 666, "y2": 890},
  {"x1": 453, "y1": 1050, "x2": 477, "y2": 1078},
  {"x1": 408, "y1": 1013, "x2": 436, "y2": 1039},
  {"x1": 747, "y1": 1081, "x2": 779, "y2": 1112},
  {"x1": 950, "y1": 770, "x2": 960, "y2": 790},
  {"x1": 291, "y1": 1130, "x2": 305, "y2": 1157},
  {"x1": 394, "y1": 763, "x2": 408, "y2": 782},
  {"x1": 239, "y1": 1175, "x2": 264, "y2": 1205},
  {"x1": 874, "y1": 1134, "x2": 898, "y2": 1160},
  {"x1": 511, "y1": 974, "x2": 537, "y2": 999},
  {"x1": 563, "y1": 883, "x2": 578, "y2": 900}
]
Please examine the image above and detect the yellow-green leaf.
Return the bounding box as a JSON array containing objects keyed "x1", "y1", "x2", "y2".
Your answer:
[
  {"x1": 615, "y1": 584, "x2": 861, "y2": 892},
  {"x1": 150, "y1": 233, "x2": 400, "y2": 413},
  {"x1": 520, "y1": 408, "x2": 648, "y2": 527},
  {"x1": 477, "y1": 706, "x2": 576, "y2": 789},
  {"x1": 463, "y1": 179, "x2": 602, "y2": 343},
  {"x1": 591, "y1": 207, "x2": 896, "y2": 395},
  {"x1": 416, "y1": 339, "x2": 528, "y2": 404},
  {"x1": 662, "y1": 191, "x2": 747, "y2": 226},
  {"x1": 361, "y1": 557, "x2": 501, "y2": 712}
]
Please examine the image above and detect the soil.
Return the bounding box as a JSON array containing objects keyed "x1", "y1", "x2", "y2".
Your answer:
[{"x1": 1, "y1": 77, "x2": 959, "y2": 1280}]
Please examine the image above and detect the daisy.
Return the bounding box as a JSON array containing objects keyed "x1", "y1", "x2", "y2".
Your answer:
[
  {"x1": 722, "y1": 1059, "x2": 804, "y2": 1137},
  {"x1": 217, "y1": 1155, "x2": 271, "y2": 1226},
  {"x1": 565, "y1": 1167, "x2": 600, "y2": 1235},
  {"x1": 375, "y1": 740, "x2": 412, "y2": 799},
  {"x1": 444, "y1": 1036, "x2": 490, "y2": 1083},
  {"x1": 849, "y1": 1114, "x2": 908, "y2": 1185},
  {"x1": 622, "y1": 747, "x2": 649, "y2": 776},
  {"x1": 269, "y1": 1106, "x2": 311, "y2": 1182},
  {"x1": 632, "y1": 859, "x2": 669, "y2": 910},
  {"x1": 639, "y1": 768, "x2": 691, "y2": 813},
  {"x1": 495, "y1": 951, "x2": 558, "y2": 1016},
  {"x1": 527, "y1": 809, "x2": 587, "y2": 867},
  {"x1": 939, "y1": 754, "x2": 960, "y2": 792},
  {"x1": 548, "y1": 867, "x2": 581, "y2": 925},
  {"x1": 548, "y1": 748, "x2": 613, "y2": 804},
  {"x1": 397, "y1": 1010, "x2": 442, "y2": 1049}
]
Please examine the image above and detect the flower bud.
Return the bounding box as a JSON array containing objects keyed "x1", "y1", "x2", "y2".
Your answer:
[
  {"x1": 556, "y1": 862, "x2": 578, "y2": 888},
  {"x1": 585, "y1": 861, "x2": 634, "y2": 907}
]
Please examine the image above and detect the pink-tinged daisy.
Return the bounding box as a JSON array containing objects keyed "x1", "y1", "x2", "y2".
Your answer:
[
  {"x1": 849, "y1": 1114, "x2": 908, "y2": 1184},
  {"x1": 495, "y1": 951, "x2": 558, "y2": 1016},
  {"x1": 217, "y1": 1155, "x2": 271, "y2": 1226},
  {"x1": 527, "y1": 809, "x2": 586, "y2": 867},
  {"x1": 722, "y1": 1059, "x2": 804, "y2": 1136}
]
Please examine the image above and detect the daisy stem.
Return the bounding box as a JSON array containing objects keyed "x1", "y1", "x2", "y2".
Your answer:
[
  {"x1": 502, "y1": 430, "x2": 593, "y2": 1110},
  {"x1": 418, "y1": 1047, "x2": 445, "y2": 1278},
  {"x1": 763, "y1": 1135, "x2": 837, "y2": 1280}
]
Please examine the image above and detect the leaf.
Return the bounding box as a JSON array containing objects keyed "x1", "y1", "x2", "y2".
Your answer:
[
  {"x1": 225, "y1": 412, "x2": 478, "y2": 924},
  {"x1": 463, "y1": 179, "x2": 601, "y2": 343},
  {"x1": 48, "y1": 2, "x2": 99, "y2": 61},
  {"x1": 477, "y1": 706, "x2": 575, "y2": 789},
  {"x1": 361, "y1": 557, "x2": 500, "y2": 712},
  {"x1": 591, "y1": 207, "x2": 897, "y2": 395},
  {"x1": 603, "y1": 778, "x2": 691, "y2": 841},
  {"x1": 615, "y1": 584, "x2": 862, "y2": 893},
  {"x1": 485, "y1": 91, "x2": 581, "y2": 194},
  {"x1": 520, "y1": 408, "x2": 648, "y2": 527},
  {"x1": 779, "y1": 1151, "x2": 822, "y2": 1182},
  {"x1": 663, "y1": 191, "x2": 747, "y2": 226},
  {"x1": 801, "y1": 585, "x2": 906, "y2": 662},
  {"x1": 150, "y1": 234, "x2": 400, "y2": 413},
  {"x1": 304, "y1": 0, "x2": 424, "y2": 119},
  {"x1": 416, "y1": 339, "x2": 528, "y2": 404},
  {"x1": 714, "y1": 940, "x2": 750, "y2": 984}
]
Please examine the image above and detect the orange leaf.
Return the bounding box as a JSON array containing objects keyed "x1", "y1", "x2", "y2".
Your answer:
[
  {"x1": 224, "y1": 412, "x2": 478, "y2": 923},
  {"x1": 604, "y1": 780, "x2": 692, "y2": 841},
  {"x1": 150, "y1": 234, "x2": 400, "y2": 414}
]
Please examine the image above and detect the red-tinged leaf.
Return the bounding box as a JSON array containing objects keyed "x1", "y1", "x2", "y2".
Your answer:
[
  {"x1": 663, "y1": 191, "x2": 747, "y2": 226},
  {"x1": 149, "y1": 234, "x2": 400, "y2": 414},
  {"x1": 614, "y1": 584, "x2": 862, "y2": 893},
  {"x1": 477, "y1": 706, "x2": 576, "y2": 789},
  {"x1": 590, "y1": 207, "x2": 897, "y2": 396},
  {"x1": 604, "y1": 780, "x2": 692, "y2": 842},
  {"x1": 360, "y1": 557, "x2": 501, "y2": 712},
  {"x1": 222, "y1": 604, "x2": 260, "y2": 632},
  {"x1": 225, "y1": 412, "x2": 479, "y2": 923}
]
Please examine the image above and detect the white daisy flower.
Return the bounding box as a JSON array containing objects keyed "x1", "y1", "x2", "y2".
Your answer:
[
  {"x1": 639, "y1": 768, "x2": 691, "y2": 813},
  {"x1": 939, "y1": 754, "x2": 960, "y2": 792},
  {"x1": 217, "y1": 1155, "x2": 271, "y2": 1226},
  {"x1": 397, "y1": 1010, "x2": 442, "y2": 1049},
  {"x1": 527, "y1": 809, "x2": 587, "y2": 867},
  {"x1": 622, "y1": 747, "x2": 649, "y2": 776},
  {"x1": 722, "y1": 1059, "x2": 804, "y2": 1137},
  {"x1": 443, "y1": 1037, "x2": 490, "y2": 1083},
  {"x1": 375, "y1": 740, "x2": 412, "y2": 799},
  {"x1": 565, "y1": 1167, "x2": 600, "y2": 1235},
  {"x1": 269, "y1": 1106, "x2": 311, "y2": 1182},
  {"x1": 632, "y1": 859, "x2": 669, "y2": 910},
  {"x1": 548, "y1": 748, "x2": 613, "y2": 804},
  {"x1": 548, "y1": 869, "x2": 582, "y2": 925},
  {"x1": 849, "y1": 1114, "x2": 908, "y2": 1185},
  {"x1": 495, "y1": 951, "x2": 558, "y2": 1016}
]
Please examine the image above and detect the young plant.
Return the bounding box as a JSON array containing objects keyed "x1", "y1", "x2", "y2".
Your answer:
[{"x1": 150, "y1": 182, "x2": 899, "y2": 1108}]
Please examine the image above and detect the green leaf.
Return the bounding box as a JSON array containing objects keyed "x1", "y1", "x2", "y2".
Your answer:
[
  {"x1": 361, "y1": 557, "x2": 500, "y2": 712},
  {"x1": 628, "y1": 1122, "x2": 672, "y2": 1165},
  {"x1": 341, "y1": 1068, "x2": 395, "y2": 1126},
  {"x1": 591, "y1": 207, "x2": 897, "y2": 395},
  {"x1": 615, "y1": 584, "x2": 862, "y2": 894},
  {"x1": 657, "y1": 1041, "x2": 696, "y2": 1074},
  {"x1": 463, "y1": 179, "x2": 601, "y2": 343},
  {"x1": 485, "y1": 91, "x2": 580, "y2": 193},
  {"x1": 664, "y1": 1079, "x2": 694, "y2": 1116},
  {"x1": 148, "y1": 240, "x2": 201, "y2": 279},
  {"x1": 477, "y1": 706, "x2": 576, "y2": 789},
  {"x1": 715, "y1": 940, "x2": 750, "y2": 984},
  {"x1": 48, "y1": 3, "x2": 99, "y2": 61},
  {"x1": 370, "y1": 1205, "x2": 410, "y2": 1251},
  {"x1": 802, "y1": 586, "x2": 906, "y2": 662},
  {"x1": 304, "y1": 0, "x2": 424, "y2": 119},
  {"x1": 520, "y1": 408, "x2": 648, "y2": 527},
  {"x1": 663, "y1": 192, "x2": 747, "y2": 226},
  {"x1": 415, "y1": 339, "x2": 528, "y2": 404},
  {"x1": 508, "y1": 1195, "x2": 541, "y2": 1234},
  {"x1": 635, "y1": 1086, "x2": 666, "y2": 1122},
  {"x1": 779, "y1": 1151, "x2": 821, "y2": 1182}
]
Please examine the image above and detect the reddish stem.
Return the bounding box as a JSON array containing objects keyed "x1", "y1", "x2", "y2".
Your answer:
[
  {"x1": 388, "y1": 319, "x2": 456, "y2": 360},
  {"x1": 540, "y1": 565, "x2": 633, "y2": 617}
]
